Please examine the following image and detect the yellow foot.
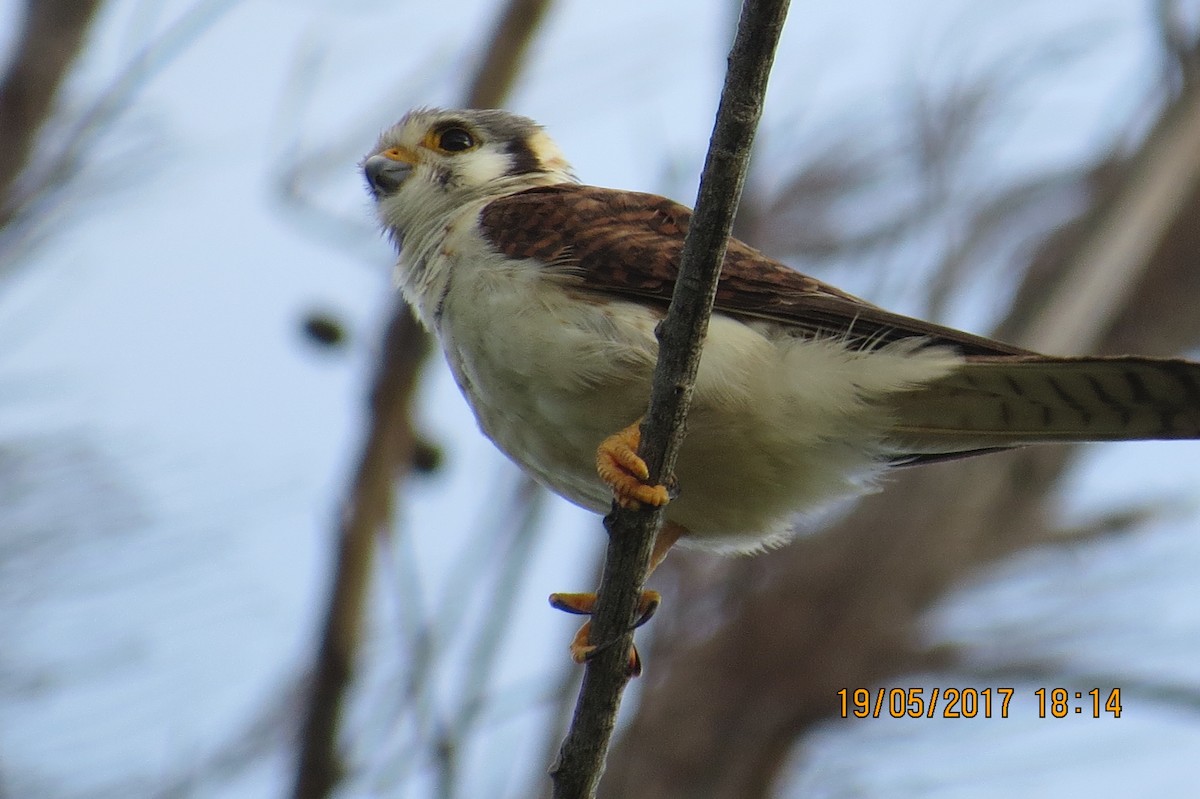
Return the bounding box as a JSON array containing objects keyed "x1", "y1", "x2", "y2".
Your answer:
[
  {"x1": 564, "y1": 620, "x2": 643, "y2": 677},
  {"x1": 548, "y1": 590, "x2": 661, "y2": 677},
  {"x1": 548, "y1": 590, "x2": 661, "y2": 622},
  {"x1": 596, "y1": 421, "x2": 670, "y2": 510}
]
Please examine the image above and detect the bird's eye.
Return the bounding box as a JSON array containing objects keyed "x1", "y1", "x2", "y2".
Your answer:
[{"x1": 437, "y1": 127, "x2": 475, "y2": 152}]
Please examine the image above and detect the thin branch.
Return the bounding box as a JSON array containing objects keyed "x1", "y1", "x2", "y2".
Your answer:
[
  {"x1": 0, "y1": 0, "x2": 241, "y2": 273},
  {"x1": 291, "y1": 310, "x2": 430, "y2": 799},
  {"x1": 1016, "y1": 79, "x2": 1200, "y2": 353},
  {"x1": 547, "y1": 2, "x2": 791, "y2": 797},
  {"x1": 0, "y1": 0, "x2": 103, "y2": 215},
  {"x1": 1156, "y1": 0, "x2": 1200, "y2": 89},
  {"x1": 466, "y1": 0, "x2": 555, "y2": 109}
]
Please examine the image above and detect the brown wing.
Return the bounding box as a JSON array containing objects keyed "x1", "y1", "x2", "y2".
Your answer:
[
  {"x1": 479, "y1": 185, "x2": 1200, "y2": 464},
  {"x1": 478, "y1": 184, "x2": 1032, "y2": 357}
]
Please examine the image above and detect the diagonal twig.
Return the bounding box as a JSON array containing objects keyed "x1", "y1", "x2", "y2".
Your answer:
[
  {"x1": 547, "y1": 2, "x2": 791, "y2": 797},
  {"x1": 0, "y1": 0, "x2": 104, "y2": 217}
]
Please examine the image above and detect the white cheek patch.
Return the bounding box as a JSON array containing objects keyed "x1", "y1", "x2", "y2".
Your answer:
[{"x1": 454, "y1": 145, "x2": 514, "y2": 187}]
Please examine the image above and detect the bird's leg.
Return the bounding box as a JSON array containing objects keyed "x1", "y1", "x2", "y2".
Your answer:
[
  {"x1": 548, "y1": 420, "x2": 677, "y2": 674},
  {"x1": 549, "y1": 520, "x2": 686, "y2": 676},
  {"x1": 595, "y1": 419, "x2": 671, "y2": 510}
]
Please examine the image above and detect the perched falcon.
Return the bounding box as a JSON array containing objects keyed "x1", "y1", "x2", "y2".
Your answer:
[{"x1": 364, "y1": 107, "x2": 1200, "y2": 670}]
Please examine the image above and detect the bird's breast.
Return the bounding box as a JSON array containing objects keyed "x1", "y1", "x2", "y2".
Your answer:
[{"x1": 430, "y1": 243, "x2": 659, "y2": 512}]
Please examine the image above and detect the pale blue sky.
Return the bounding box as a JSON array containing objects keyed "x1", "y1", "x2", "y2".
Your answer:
[{"x1": 2, "y1": 1, "x2": 1198, "y2": 797}]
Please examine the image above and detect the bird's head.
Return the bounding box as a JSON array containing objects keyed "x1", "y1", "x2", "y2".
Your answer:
[{"x1": 363, "y1": 108, "x2": 576, "y2": 248}]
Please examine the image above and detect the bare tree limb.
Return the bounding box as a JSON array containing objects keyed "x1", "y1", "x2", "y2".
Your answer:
[
  {"x1": 291, "y1": 310, "x2": 430, "y2": 799},
  {"x1": 0, "y1": 0, "x2": 103, "y2": 218},
  {"x1": 1015, "y1": 79, "x2": 1200, "y2": 353},
  {"x1": 467, "y1": 0, "x2": 555, "y2": 109},
  {"x1": 1156, "y1": 0, "x2": 1200, "y2": 89},
  {"x1": 0, "y1": 0, "x2": 241, "y2": 273},
  {"x1": 547, "y1": 2, "x2": 790, "y2": 797},
  {"x1": 290, "y1": 1, "x2": 557, "y2": 796}
]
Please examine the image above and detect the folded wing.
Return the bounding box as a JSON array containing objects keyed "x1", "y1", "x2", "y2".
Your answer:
[{"x1": 479, "y1": 185, "x2": 1200, "y2": 461}]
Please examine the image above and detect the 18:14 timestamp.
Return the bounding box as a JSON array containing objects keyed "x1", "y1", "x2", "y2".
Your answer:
[
  {"x1": 836, "y1": 687, "x2": 1122, "y2": 719},
  {"x1": 1035, "y1": 688, "x2": 1122, "y2": 718}
]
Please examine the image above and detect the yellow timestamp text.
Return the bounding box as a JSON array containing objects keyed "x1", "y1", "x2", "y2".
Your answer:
[{"x1": 836, "y1": 687, "x2": 1122, "y2": 719}]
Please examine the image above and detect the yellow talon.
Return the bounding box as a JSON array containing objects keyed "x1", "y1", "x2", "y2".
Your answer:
[
  {"x1": 549, "y1": 590, "x2": 661, "y2": 677},
  {"x1": 547, "y1": 523, "x2": 685, "y2": 677},
  {"x1": 596, "y1": 421, "x2": 670, "y2": 509},
  {"x1": 549, "y1": 590, "x2": 661, "y2": 623}
]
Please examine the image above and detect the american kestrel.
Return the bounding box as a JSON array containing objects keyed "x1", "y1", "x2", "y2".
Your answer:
[{"x1": 364, "y1": 107, "x2": 1200, "y2": 670}]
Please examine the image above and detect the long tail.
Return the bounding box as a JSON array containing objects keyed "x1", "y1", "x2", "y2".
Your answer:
[{"x1": 887, "y1": 355, "x2": 1200, "y2": 456}]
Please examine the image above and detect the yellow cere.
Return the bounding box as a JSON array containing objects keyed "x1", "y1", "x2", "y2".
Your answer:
[{"x1": 382, "y1": 146, "x2": 418, "y2": 164}]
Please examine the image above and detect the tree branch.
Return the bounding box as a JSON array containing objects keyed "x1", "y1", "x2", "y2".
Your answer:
[
  {"x1": 1, "y1": 0, "x2": 241, "y2": 274},
  {"x1": 291, "y1": 310, "x2": 429, "y2": 799},
  {"x1": 0, "y1": 0, "x2": 103, "y2": 216},
  {"x1": 547, "y1": 2, "x2": 791, "y2": 797},
  {"x1": 467, "y1": 0, "x2": 555, "y2": 109},
  {"x1": 1015, "y1": 79, "x2": 1200, "y2": 353}
]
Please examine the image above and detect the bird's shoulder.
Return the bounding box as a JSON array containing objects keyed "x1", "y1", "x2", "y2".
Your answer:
[
  {"x1": 478, "y1": 183, "x2": 850, "y2": 299},
  {"x1": 477, "y1": 184, "x2": 1028, "y2": 357}
]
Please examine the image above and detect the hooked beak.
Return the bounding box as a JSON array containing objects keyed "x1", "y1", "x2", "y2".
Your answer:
[{"x1": 364, "y1": 148, "x2": 415, "y2": 197}]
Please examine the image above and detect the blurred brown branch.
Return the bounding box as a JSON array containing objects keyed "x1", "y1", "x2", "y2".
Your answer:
[
  {"x1": 1012, "y1": 81, "x2": 1200, "y2": 353},
  {"x1": 291, "y1": 308, "x2": 430, "y2": 799},
  {"x1": 467, "y1": 0, "x2": 556, "y2": 109},
  {"x1": 0, "y1": 0, "x2": 103, "y2": 232},
  {"x1": 0, "y1": 0, "x2": 240, "y2": 274},
  {"x1": 599, "y1": 43, "x2": 1200, "y2": 799},
  {"x1": 0, "y1": 0, "x2": 103, "y2": 224},
  {"x1": 1156, "y1": 0, "x2": 1200, "y2": 89},
  {"x1": 290, "y1": 1, "x2": 556, "y2": 797}
]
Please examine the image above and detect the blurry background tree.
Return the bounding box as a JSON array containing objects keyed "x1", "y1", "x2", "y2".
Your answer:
[
  {"x1": 2, "y1": 2, "x2": 1200, "y2": 798},
  {"x1": 0, "y1": 0, "x2": 103, "y2": 236}
]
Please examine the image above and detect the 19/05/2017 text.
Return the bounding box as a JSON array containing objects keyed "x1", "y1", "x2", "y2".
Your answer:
[{"x1": 837, "y1": 687, "x2": 1122, "y2": 719}]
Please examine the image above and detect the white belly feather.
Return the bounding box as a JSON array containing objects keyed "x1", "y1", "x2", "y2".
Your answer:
[{"x1": 406, "y1": 214, "x2": 963, "y2": 553}]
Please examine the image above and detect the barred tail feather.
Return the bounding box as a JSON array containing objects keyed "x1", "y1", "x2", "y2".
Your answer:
[{"x1": 887, "y1": 355, "x2": 1200, "y2": 454}]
